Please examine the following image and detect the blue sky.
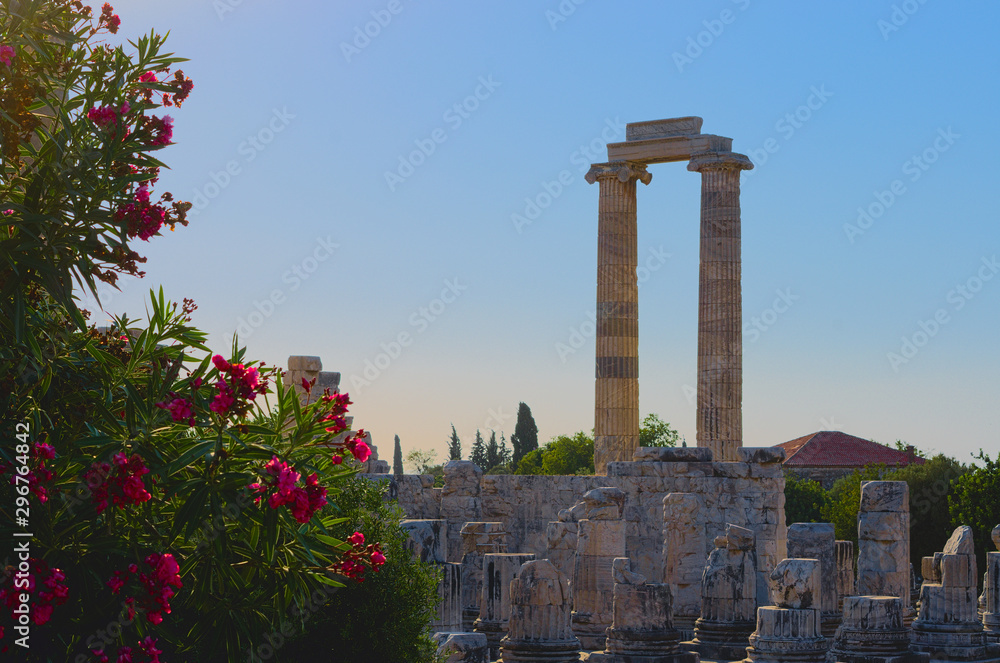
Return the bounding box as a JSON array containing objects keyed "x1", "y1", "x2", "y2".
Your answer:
[{"x1": 86, "y1": 1, "x2": 1000, "y2": 467}]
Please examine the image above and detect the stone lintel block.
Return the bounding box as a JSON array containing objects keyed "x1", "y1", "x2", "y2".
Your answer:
[
  {"x1": 738, "y1": 447, "x2": 787, "y2": 465},
  {"x1": 625, "y1": 116, "x2": 704, "y2": 141},
  {"x1": 607, "y1": 462, "x2": 643, "y2": 477},
  {"x1": 287, "y1": 355, "x2": 322, "y2": 372},
  {"x1": 608, "y1": 134, "x2": 732, "y2": 164},
  {"x1": 633, "y1": 447, "x2": 713, "y2": 463},
  {"x1": 712, "y1": 462, "x2": 750, "y2": 478},
  {"x1": 860, "y1": 481, "x2": 909, "y2": 512}
]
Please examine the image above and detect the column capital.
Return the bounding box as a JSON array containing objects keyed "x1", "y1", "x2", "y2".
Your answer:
[
  {"x1": 585, "y1": 160, "x2": 652, "y2": 186},
  {"x1": 687, "y1": 151, "x2": 754, "y2": 173}
]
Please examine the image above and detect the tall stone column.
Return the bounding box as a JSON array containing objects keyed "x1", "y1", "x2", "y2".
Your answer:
[
  {"x1": 687, "y1": 152, "x2": 752, "y2": 463},
  {"x1": 572, "y1": 487, "x2": 627, "y2": 651},
  {"x1": 585, "y1": 161, "x2": 651, "y2": 475},
  {"x1": 857, "y1": 481, "x2": 912, "y2": 624}
]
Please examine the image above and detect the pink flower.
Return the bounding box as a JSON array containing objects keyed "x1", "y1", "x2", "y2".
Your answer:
[
  {"x1": 348, "y1": 531, "x2": 364, "y2": 547},
  {"x1": 155, "y1": 396, "x2": 194, "y2": 425},
  {"x1": 0, "y1": 45, "x2": 14, "y2": 67},
  {"x1": 212, "y1": 354, "x2": 230, "y2": 372},
  {"x1": 301, "y1": 377, "x2": 312, "y2": 393},
  {"x1": 331, "y1": 454, "x2": 343, "y2": 465},
  {"x1": 371, "y1": 550, "x2": 386, "y2": 567}
]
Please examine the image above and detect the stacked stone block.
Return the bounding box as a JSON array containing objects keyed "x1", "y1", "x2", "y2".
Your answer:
[
  {"x1": 835, "y1": 540, "x2": 855, "y2": 612},
  {"x1": 572, "y1": 487, "x2": 627, "y2": 651},
  {"x1": 440, "y1": 461, "x2": 483, "y2": 561},
  {"x1": 460, "y1": 521, "x2": 507, "y2": 632},
  {"x1": 911, "y1": 526, "x2": 1000, "y2": 663},
  {"x1": 787, "y1": 523, "x2": 839, "y2": 638},
  {"x1": 857, "y1": 481, "x2": 912, "y2": 624},
  {"x1": 589, "y1": 558, "x2": 698, "y2": 663}
]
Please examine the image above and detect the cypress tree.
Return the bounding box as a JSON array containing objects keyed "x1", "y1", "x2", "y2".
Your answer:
[
  {"x1": 393, "y1": 435, "x2": 403, "y2": 476},
  {"x1": 448, "y1": 424, "x2": 462, "y2": 461},
  {"x1": 510, "y1": 402, "x2": 538, "y2": 470}
]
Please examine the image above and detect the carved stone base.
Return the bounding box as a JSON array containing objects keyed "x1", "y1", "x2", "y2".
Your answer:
[
  {"x1": 744, "y1": 608, "x2": 826, "y2": 663},
  {"x1": 910, "y1": 624, "x2": 1000, "y2": 663},
  {"x1": 574, "y1": 611, "x2": 613, "y2": 652},
  {"x1": 688, "y1": 618, "x2": 755, "y2": 662},
  {"x1": 589, "y1": 650, "x2": 700, "y2": 663},
  {"x1": 830, "y1": 596, "x2": 929, "y2": 663},
  {"x1": 500, "y1": 637, "x2": 583, "y2": 662}
]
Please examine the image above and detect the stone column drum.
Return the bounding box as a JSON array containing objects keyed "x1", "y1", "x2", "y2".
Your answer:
[
  {"x1": 984, "y1": 525, "x2": 1000, "y2": 642},
  {"x1": 744, "y1": 558, "x2": 827, "y2": 663},
  {"x1": 573, "y1": 487, "x2": 627, "y2": 651},
  {"x1": 475, "y1": 552, "x2": 536, "y2": 660},
  {"x1": 687, "y1": 151, "x2": 752, "y2": 463},
  {"x1": 857, "y1": 481, "x2": 912, "y2": 624},
  {"x1": 585, "y1": 161, "x2": 651, "y2": 475},
  {"x1": 827, "y1": 596, "x2": 929, "y2": 663},
  {"x1": 689, "y1": 524, "x2": 758, "y2": 661},
  {"x1": 589, "y1": 558, "x2": 699, "y2": 663},
  {"x1": 787, "y1": 523, "x2": 839, "y2": 638},
  {"x1": 500, "y1": 560, "x2": 581, "y2": 663}
]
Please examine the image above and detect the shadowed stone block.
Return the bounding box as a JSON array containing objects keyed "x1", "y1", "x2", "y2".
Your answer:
[
  {"x1": 985, "y1": 525, "x2": 1000, "y2": 642},
  {"x1": 738, "y1": 447, "x2": 786, "y2": 465},
  {"x1": 460, "y1": 522, "x2": 508, "y2": 631},
  {"x1": 434, "y1": 632, "x2": 489, "y2": 663},
  {"x1": 827, "y1": 596, "x2": 929, "y2": 663},
  {"x1": 401, "y1": 519, "x2": 447, "y2": 564},
  {"x1": 546, "y1": 520, "x2": 579, "y2": 586},
  {"x1": 635, "y1": 447, "x2": 713, "y2": 463},
  {"x1": 835, "y1": 540, "x2": 855, "y2": 611},
  {"x1": 626, "y1": 116, "x2": 704, "y2": 141},
  {"x1": 432, "y1": 562, "x2": 463, "y2": 633},
  {"x1": 475, "y1": 552, "x2": 536, "y2": 660},
  {"x1": 500, "y1": 559, "x2": 581, "y2": 662},
  {"x1": 787, "y1": 523, "x2": 839, "y2": 638},
  {"x1": 442, "y1": 462, "x2": 484, "y2": 561}
]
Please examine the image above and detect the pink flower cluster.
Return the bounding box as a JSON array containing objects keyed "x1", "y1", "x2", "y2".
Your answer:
[
  {"x1": 92, "y1": 636, "x2": 162, "y2": 663},
  {"x1": 250, "y1": 456, "x2": 328, "y2": 524},
  {"x1": 147, "y1": 115, "x2": 173, "y2": 146},
  {"x1": 343, "y1": 430, "x2": 371, "y2": 463},
  {"x1": 99, "y1": 3, "x2": 121, "y2": 33},
  {"x1": 316, "y1": 391, "x2": 351, "y2": 435},
  {"x1": 1, "y1": 442, "x2": 57, "y2": 503},
  {"x1": 0, "y1": 45, "x2": 14, "y2": 67},
  {"x1": 105, "y1": 554, "x2": 182, "y2": 626},
  {"x1": 209, "y1": 355, "x2": 267, "y2": 419},
  {"x1": 88, "y1": 101, "x2": 130, "y2": 129},
  {"x1": 155, "y1": 394, "x2": 194, "y2": 426},
  {"x1": 330, "y1": 531, "x2": 386, "y2": 582},
  {"x1": 84, "y1": 452, "x2": 152, "y2": 514},
  {"x1": 0, "y1": 558, "x2": 68, "y2": 630},
  {"x1": 114, "y1": 184, "x2": 166, "y2": 241}
]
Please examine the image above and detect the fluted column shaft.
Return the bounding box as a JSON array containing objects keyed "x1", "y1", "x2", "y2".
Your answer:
[
  {"x1": 687, "y1": 152, "x2": 752, "y2": 463},
  {"x1": 585, "y1": 161, "x2": 651, "y2": 475}
]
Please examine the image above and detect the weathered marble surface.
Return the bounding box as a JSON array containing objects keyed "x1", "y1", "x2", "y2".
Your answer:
[
  {"x1": 787, "y1": 523, "x2": 839, "y2": 638},
  {"x1": 500, "y1": 559, "x2": 581, "y2": 662},
  {"x1": 857, "y1": 481, "x2": 912, "y2": 624},
  {"x1": 744, "y1": 558, "x2": 826, "y2": 663},
  {"x1": 827, "y1": 595, "x2": 929, "y2": 663},
  {"x1": 433, "y1": 631, "x2": 489, "y2": 663},
  {"x1": 835, "y1": 540, "x2": 855, "y2": 612},
  {"x1": 475, "y1": 552, "x2": 535, "y2": 660},
  {"x1": 460, "y1": 522, "x2": 507, "y2": 631},
  {"x1": 573, "y1": 488, "x2": 628, "y2": 651}
]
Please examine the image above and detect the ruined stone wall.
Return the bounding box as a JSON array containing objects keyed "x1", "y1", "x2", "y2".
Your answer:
[{"x1": 389, "y1": 449, "x2": 787, "y2": 590}]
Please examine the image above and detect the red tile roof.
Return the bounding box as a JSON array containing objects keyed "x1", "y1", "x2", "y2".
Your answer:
[{"x1": 777, "y1": 431, "x2": 926, "y2": 468}]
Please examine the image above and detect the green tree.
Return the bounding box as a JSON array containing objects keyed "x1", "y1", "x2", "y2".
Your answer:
[
  {"x1": 516, "y1": 448, "x2": 545, "y2": 475},
  {"x1": 286, "y1": 477, "x2": 440, "y2": 663},
  {"x1": 783, "y1": 474, "x2": 832, "y2": 525},
  {"x1": 894, "y1": 453, "x2": 967, "y2": 568},
  {"x1": 498, "y1": 432, "x2": 511, "y2": 467},
  {"x1": 485, "y1": 430, "x2": 500, "y2": 470},
  {"x1": 639, "y1": 413, "x2": 680, "y2": 447},
  {"x1": 470, "y1": 429, "x2": 487, "y2": 468},
  {"x1": 949, "y1": 450, "x2": 1000, "y2": 573},
  {"x1": 541, "y1": 431, "x2": 595, "y2": 475},
  {"x1": 405, "y1": 448, "x2": 438, "y2": 474},
  {"x1": 510, "y1": 402, "x2": 538, "y2": 470},
  {"x1": 448, "y1": 423, "x2": 462, "y2": 460},
  {"x1": 393, "y1": 434, "x2": 404, "y2": 476}
]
